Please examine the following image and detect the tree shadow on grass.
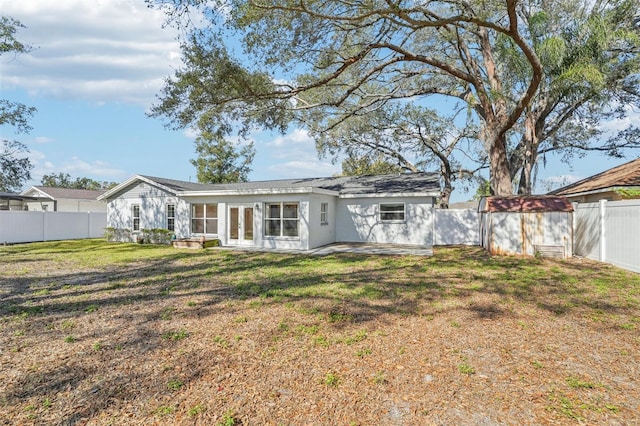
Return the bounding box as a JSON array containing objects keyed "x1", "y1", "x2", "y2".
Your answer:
[{"x1": 1, "y1": 242, "x2": 639, "y2": 424}]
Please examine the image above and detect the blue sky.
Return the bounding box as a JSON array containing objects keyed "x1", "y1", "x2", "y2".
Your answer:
[{"x1": 1, "y1": 0, "x2": 638, "y2": 202}]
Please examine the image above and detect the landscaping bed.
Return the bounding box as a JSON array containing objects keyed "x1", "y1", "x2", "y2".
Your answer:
[{"x1": 1, "y1": 240, "x2": 639, "y2": 425}]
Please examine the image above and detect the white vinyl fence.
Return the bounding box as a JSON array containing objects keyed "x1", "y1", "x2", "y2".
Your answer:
[
  {"x1": 0, "y1": 211, "x2": 107, "y2": 244},
  {"x1": 433, "y1": 209, "x2": 480, "y2": 245},
  {"x1": 574, "y1": 200, "x2": 640, "y2": 273}
]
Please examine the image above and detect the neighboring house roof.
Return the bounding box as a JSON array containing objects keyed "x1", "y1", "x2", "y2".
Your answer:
[
  {"x1": 99, "y1": 173, "x2": 441, "y2": 200},
  {"x1": 479, "y1": 196, "x2": 573, "y2": 213},
  {"x1": 548, "y1": 158, "x2": 640, "y2": 197},
  {"x1": 0, "y1": 192, "x2": 37, "y2": 201},
  {"x1": 21, "y1": 186, "x2": 107, "y2": 201}
]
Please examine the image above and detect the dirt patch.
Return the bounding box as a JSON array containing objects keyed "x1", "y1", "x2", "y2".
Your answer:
[{"x1": 1, "y1": 243, "x2": 639, "y2": 425}]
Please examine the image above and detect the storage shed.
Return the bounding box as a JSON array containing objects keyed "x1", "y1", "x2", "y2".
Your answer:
[{"x1": 479, "y1": 196, "x2": 573, "y2": 258}]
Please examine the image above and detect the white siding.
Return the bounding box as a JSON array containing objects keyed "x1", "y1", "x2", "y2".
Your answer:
[
  {"x1": 106, "y1": 182, "x2": 188, "y2": 240},
  {"x1": 183, "y1": 194, "x2": 312, "y2": 250},
  {"x1": 335, "y1": 197, "x2": 435, "y2": 246},
  {"x1": 24, "y1": 199, "x2": 106, "y2": 212},
  {"x1": 307, "y1": 195, "x2": 337, "y2": 249}
]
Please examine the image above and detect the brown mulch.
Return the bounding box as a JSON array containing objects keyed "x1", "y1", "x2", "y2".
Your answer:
[{"x1": 0, "y1": 247, "x2": 639, "y2": 425}]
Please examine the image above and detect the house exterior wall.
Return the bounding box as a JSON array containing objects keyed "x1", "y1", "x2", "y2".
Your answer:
[
  {"x1": 335, "y1": 196, "x2": 435, "y2": 246},
  {"x1": 183, "y1": 194, "x2": 313, "y2": 250},
  {"x1": 106, "y1": 182, "x2": 189, "y2": 241},
  {"x1": 564, "y1": 191, "x2": 622, "y2": 203},
  {"x1": 105, "y1": 181, "x2": 437, "y2": 249},
  {"x1": 25, "y1": 199, "x2": 107, "y2": 212},
  {"x1": 307, "y1": 194, "x2": 337, "y2": 249}
]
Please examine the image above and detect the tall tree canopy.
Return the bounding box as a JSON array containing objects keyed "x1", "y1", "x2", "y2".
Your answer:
[
  {"x1": 190, "y1": 125, "x2": 255, "y2": 183},
  {"x1": 150, "y1": 0, "x2": 543, "y2": 195},
  {"x1": 150, "y1": 0, "x2": 639, "y2": 197},
  {"x1": 0, "y1": 16, "x2": 35, "y2": 192},
  {"x1": 504, "y1": 0, "x2": 640, "y2": 194}
]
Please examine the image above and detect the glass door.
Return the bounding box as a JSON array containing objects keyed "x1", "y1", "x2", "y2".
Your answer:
[{"x1": 228, "y1": 205, "x2": 254, "y2": 245}]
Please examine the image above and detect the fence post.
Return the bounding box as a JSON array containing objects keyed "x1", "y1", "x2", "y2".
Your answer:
[{"x1": 599, "y1": 199, "x2": 607, "y2": 262}]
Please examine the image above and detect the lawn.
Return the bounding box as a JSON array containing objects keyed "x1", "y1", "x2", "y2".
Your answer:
[{"x1": 1, "y1": 239, "x2": 639, "y2": 425}]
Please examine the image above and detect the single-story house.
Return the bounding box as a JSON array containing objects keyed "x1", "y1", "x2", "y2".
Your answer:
[
  {"x1": 20, "y1": 187, "x2": 107, "y2": 212},
  {"x1": 548, "y1": 158, "x2": 640, "y2": 203},
  {"x1": 0, "y1": 192, "x2": 37, "y2": 211},
  {"x1": 98, "y1": 173, "x2": 440, "y2": 250},
  {"x1": 479, "y1": 196, "x2": 573, "y2": 258}
]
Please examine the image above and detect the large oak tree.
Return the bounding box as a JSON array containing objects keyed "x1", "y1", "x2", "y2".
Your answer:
[{"x1": 149, "y1": 0, "x2": 544, "y2": 195}]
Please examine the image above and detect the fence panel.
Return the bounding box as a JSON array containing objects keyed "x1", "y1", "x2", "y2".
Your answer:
[
  {"x1": 0, "y1": 212, "x2": 106, "y2": 244},
  {"x1": 434, "y1": 209, "x2": 479, "y2": 246},
  {"x1": 573, "y1": 200, "x2": 640, "y2": 273},
  {"x1": 603, "y1": 200, "x2": 640, "y2": 273},
  {"x1": 573, "y1": 203, "x2": 601, "y2": 261}
]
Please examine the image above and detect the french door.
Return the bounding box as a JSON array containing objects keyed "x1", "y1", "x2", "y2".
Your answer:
[{"x1": 228, "y1": 204, "x2": 254, "y2": 245}]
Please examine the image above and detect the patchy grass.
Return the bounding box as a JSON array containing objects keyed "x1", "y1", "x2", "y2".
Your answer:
[{"x1": 1, "y1": 240, "x2": 639, "y2": 424}]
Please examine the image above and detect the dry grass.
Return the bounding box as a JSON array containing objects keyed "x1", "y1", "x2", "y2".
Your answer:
[{"x1": 1, "y1": 239, "x2": 639, "y2": 425}]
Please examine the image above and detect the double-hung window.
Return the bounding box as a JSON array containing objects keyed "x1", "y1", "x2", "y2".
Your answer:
[
  {"x1": 264, "y1": 202, "x2": 299, "y2": 237},
  {"x1": 191, "y1": 204, "x2": 218, "y2": 234},
  {"x1": 320, "y1": 203, "x2": 328, "y2": 225},
  {"x1": 379, "y1": 203, "x2": 405, "y2": 222},
  {"x1": 132, "y1": 205, "x2": 140, "y2": 231},
  {"x1": 166, "y1": 204, "x2": 176, "y2": 231}
]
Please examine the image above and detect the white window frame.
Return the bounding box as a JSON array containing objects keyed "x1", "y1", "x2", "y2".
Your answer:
[
  {"x1": 132, "y1": 204, "x2": 140, "y2": 231},
  {"x1": 379, "y1": 203, "x2": 405, "y2": 222},
  {"x1": 166, "y1": 204, "x2": 176, "y2": 231},
  {"x1": 264, "y1": 202, "x2": 300, "y2": 238},
  {"x1": 320, "y1": 202, "x2": 328, "y2": 225},
  {"x1": 191, "y1": 203, "x2": 218, "y2": 235}
]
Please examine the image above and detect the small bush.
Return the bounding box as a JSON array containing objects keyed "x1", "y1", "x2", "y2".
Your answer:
[
  {"x1": 104, "y1": 227, "x2": 131, "y2": 243},
  {"x1": 142, "y1": 228, "x2": 173, "y2": 245}
]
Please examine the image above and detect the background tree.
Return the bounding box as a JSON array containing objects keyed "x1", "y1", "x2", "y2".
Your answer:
[
  {"x1": 41, "y1": 173, "x2": 118, "y2": 190},
  {"x1": 339, "y1": 154, "x2": 404, "y2": 177},
  {"x1": 149, "y1": 0, "x2": 544, "y2": 196},
  {"x1": 502, "y1": 0, "x2": 640, "y2": 194},
  {"x1": 0, "y1": 16, "x2": 35, "y2": 192},
  {"x1": 316, "y1": 104, "x2": 486, "y2": 208},
  {"x1": 190, "y1": 126, "x2": 255, "y2": 184}
]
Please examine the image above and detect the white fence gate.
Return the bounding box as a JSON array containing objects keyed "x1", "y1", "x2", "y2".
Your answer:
[
  {"x1": 574, "y1": 200, "x2": 640, "y2": 273},
  {"x1": 0, "y1": 211, "x2": 107, "y2": 244}
]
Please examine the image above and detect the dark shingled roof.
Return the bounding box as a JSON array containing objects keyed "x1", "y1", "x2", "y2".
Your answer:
[
  {"x1": 549, "y1": 158, "x2": 640, "y2": 196},
  {"x1": 140, "y1": 172, "x2": 440, "y2": 196},
  {"x1": 480, "y1": 196, "x2": 573, "y2": 213}
]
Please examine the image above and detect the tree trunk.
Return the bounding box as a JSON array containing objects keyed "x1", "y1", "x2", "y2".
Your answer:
[
  {"x1": 439, "y1": 163, "x2": 453, "y2": 209},
  {"x1": 487, "y1": 131, "x2": 513, "y2": 196}
]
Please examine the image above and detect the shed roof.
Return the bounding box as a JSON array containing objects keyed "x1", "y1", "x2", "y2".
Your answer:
[
  {"x1": 480, "y1": 196, "x2": 573, "y2": 212},
  {"x1": 549, "y1": 158, "x2": 640, "y2": 196}
]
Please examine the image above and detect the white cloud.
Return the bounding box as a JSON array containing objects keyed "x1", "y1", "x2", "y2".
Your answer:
[
  {"x1": 266, "y1": 160, "x2": 340, "y2": 178},
  {"x1": 537, "y1": 174, "x2": 582, "y2": 193},
  {"x1": 0, "y1": 0, "x2": 181, "y2": 107},
  {"x1": 28, "y1": 151, "x2": 128, "y2": 184},
  {"x1": 599, "y1": 104, "x2": 640, "y2": 134},
  {"x1": 34, "y1": 136, "x2": 55, "y2": 144},
  {"x1": 266, "y1": 129, "x2": 314, "y2": 148}
]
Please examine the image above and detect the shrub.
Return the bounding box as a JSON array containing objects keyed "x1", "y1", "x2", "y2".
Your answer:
[{"x1": 104, "y1": 227, "x2": 131, "y2": 243}]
